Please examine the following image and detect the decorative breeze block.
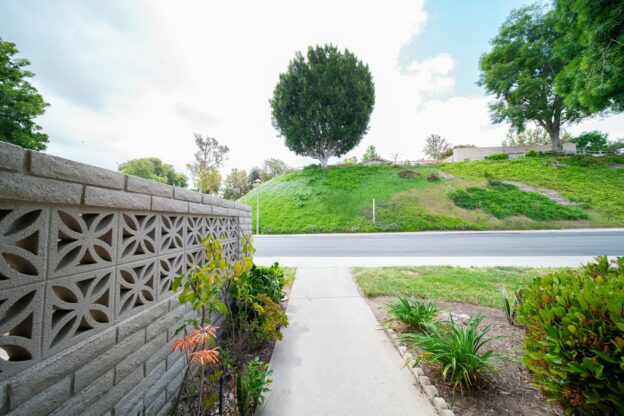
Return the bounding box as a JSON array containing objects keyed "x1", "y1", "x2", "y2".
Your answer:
[
  {"x1": 116, "y1": 259, "x2": 157, "y2": 320},
  {"x1": 118, "y1": 212, "x2": 157, "y2": 263},
  {"x1": 49, "y1": 208, "x2": 117, "y2": 278},
  {"x1": 159, "y1": 214, "x2": 185, "y2": 254},
  {"x1": 0, "y1": 204, "x2": 49, "y2": 289},
  {"x1": 0, "y1": 282, "x2": 45, "y2": 379},
  {"x1": 157, "y1": 253, "x2": 185, "y2": 300},
  {"x1": 43, "y1": 268, "x2": 115, "y2": 354}
]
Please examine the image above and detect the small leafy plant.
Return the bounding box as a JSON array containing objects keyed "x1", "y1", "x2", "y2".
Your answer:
[
  {"x1": 402, "y1": 315, "x2": 500, "y2": 392},
  {"x1": 500, "y1": 286, "x2": 521, "y2": 326},
  {"x1": 236, "y1": 357, "x2": 273, "y2": 416},
  {"x1": 384, "y1": 297, "x2": 437, "y2": 332}
]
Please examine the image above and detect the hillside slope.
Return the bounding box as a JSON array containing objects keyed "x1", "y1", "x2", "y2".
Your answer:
[{"x1": 238, "y1": 156, "x2": 624, "y2": 234}]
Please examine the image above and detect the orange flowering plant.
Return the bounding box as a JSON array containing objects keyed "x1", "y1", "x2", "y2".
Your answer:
[{"x1": 171, "y1": 325, "x2": 220, "y2": 415}]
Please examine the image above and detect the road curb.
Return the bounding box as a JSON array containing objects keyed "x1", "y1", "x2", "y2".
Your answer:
[{"x1": 383, "y1": 327, "x2": 455, "y2": 416}]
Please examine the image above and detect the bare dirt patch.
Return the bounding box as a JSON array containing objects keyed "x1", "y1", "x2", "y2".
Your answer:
[
  {"x1": 501, "y1": 180, "x2": 578, "y2": 206},
  {"x1": 366, "y1": 296, "x2": 562, "y2": 416}
]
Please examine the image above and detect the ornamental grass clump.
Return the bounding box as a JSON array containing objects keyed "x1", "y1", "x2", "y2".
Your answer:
[
  {"x1": 384, "y1": 297, "x2": 438, "y2": 332},
  {"x1": 402, "y1": 315, "x2": 500, "y2": 392},
  {"x1": 517, "y1": 256, "x2": 624, "y2": 415}
]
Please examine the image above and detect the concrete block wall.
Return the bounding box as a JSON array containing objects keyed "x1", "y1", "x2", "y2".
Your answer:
[
  {"x1": 451, "y1": 143, "x2": 577, "y2": 161},
  {"x1": 0, "y1": 141, "x2": 252, "y2": 415}
]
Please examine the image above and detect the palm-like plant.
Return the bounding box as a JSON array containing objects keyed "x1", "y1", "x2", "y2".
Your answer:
[
  {"x1": 402, "y1": 315, "x2": 500, "y2": 392},
  {"x1": 384, "y1": 297, "x2": 438, "y2": 332}
]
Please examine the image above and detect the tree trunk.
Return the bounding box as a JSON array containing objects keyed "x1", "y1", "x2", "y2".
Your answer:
[
  {"x1": 548, "y1": 125, "x2": 562, "y2": 153},
  {"x1": 319, "y1": 155, "x2": 329, "y2": 169}
]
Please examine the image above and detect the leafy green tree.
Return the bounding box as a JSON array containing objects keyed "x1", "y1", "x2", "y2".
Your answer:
[
  {"x1": 270, "y1": 44, "x2": 375, "y2": 168},
  {"x1": 0, "y1": 38, "x2": 49, "y2": 150},
  {"x1": 223, "y1": 168, "x2": 251, "y2": 200},
  {"x1": 118, "y1": 157, "x2": 188, "y2": 187},
  {"x1": 423, "y1": 134, "x2": 450, "y2": 159},
  {"x1": 572, "y1": 131, "x2": 608, "y2": 152},
  {"x1": 479, "y1": 6, "x2": 584, "y2": 152},
  {"x1": 554, "y1": 0, "x2": 624, "y2": 113},
  {"x1": 342, "y1": 156, "x2": 357, "y2": 165},
  {"x1": 362, "y1": 145, "x2": 380, "y2": 161},
  {"x1": 187, "y1": 134, "x2": 229, "y2": 193}
]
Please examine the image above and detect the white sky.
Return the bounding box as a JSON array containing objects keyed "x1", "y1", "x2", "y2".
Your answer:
[{"x1": 2, "y1": 0, "x2": 623, "y2": 180}]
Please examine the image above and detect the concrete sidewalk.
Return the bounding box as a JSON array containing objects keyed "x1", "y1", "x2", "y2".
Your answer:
[{"x1": 257, "y1": 267, "x2": 436, "y2": 416}]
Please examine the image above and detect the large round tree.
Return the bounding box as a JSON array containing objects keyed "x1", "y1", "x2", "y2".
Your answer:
[{"x1": 270, "y1": 45, "x2": 375, "y2": 168}]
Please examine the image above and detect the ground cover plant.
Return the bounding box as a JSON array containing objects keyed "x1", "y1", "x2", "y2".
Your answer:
[
  {"x1": 449, "y1": 179, "x2": 587, "y2": 221},
  {"x1": 517, "y1": 257, "x2": 624, "y2": 415},
  {"x1": 170, "y1": 236, "x2": 290, "y2": 415},
  {"x1": 441, "y1": 156, "x2": 624, "y2": 226}
]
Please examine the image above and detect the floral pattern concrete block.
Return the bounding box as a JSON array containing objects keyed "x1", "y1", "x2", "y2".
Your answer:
[
  {"x1": 49, "y1": 209, "x2": 118, "y2": 278},
  {"x1": 0, "y1": 205, "x2": 49, "y2": 289},
  {"x1": 43, "y1": 268, "x2": 115, "y2": 354},
  {"x1": 118, "y1": 212, "x2": 158, "y2": 263}
]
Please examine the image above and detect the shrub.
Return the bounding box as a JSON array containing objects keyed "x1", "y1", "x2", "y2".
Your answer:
[
  {"x1": 500, "y1": 286, "x2": 520, "y2": 326},
  {"x1": 384, "y1": 297, "x2": 437, "y2": 332},
  {"x1": 485, "y1": 152, "x2": 509, "y2": 160},
  {"x1": 248, "y1": 262, "x2": 288, "y2": 304},
  {"x1": 427, "y1": 172, "x2": 441, "y2": 182},
  {"x1": 524, "y1": 150, "x2": 540, "y2": 157},
  {"x1": 517, "y1": 257, "x2": 624, "y2": 415},
  {"x1": 253, "y1": 293, "x2": 288, "y2": 343},
  {"x1": 402, "y1": 315, "x2": 500, "y2": 392},
  {"x1": 398, "y1": 169, "x2": 419, "y2": 179}
]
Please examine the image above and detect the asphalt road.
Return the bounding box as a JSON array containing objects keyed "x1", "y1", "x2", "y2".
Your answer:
[{"x1": 254, "y1": 230, "x2": 624, "y2": 257}]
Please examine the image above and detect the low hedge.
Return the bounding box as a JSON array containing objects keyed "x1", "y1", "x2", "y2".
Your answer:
[
  {"x1": 484, "y1": 152, "x2": 509, "y2": 160},
  {"x1": 518, "y1": 257, "x2": 624, "y2": 415}
]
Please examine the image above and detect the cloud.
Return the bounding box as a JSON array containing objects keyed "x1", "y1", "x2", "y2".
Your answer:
[
  {"x1": 403, "y1": 53, "x2": 456, "y2": 98},
  {"x1": 1, "y1": 0, "x2": 621, "y2": 180}
]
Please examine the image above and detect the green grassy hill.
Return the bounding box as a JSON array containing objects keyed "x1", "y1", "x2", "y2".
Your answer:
[{"x1": 238, "y1": 155, "x2": 624, "y2": 234}]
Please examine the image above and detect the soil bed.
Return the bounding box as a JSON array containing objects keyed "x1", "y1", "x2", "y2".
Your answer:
[
  {"x1": 172, "y1": 283, "x2": 292, "y2": 415},
  {"x1": 366, "y1": 296, "x2": 562, "y2": 416}
]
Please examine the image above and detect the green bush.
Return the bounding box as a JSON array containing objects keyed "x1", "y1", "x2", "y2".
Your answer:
[
  {"x1": 248, "y1": 262, "x2": 288, "y2": 303},
  {"x1": 485, "y1": 152, "x2": 509, "y2": 160},
  {"x1": 384, "y1": 297, "x2": 437, "y2": 332},
  {"x1": 402, "y1": 315, "x2": 500, "y2": 392},
  {"x1": 525, "y1": 150, "x2": 540, "y2": 157},
  {"x1": 517, "y1": 257, "x2": 624, "y2": 415},
  {"x1": 449, "y1": 181, "x2": 588, "y2": 221}
]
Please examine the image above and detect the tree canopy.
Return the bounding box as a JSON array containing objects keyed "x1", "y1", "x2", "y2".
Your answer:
[
  {"x1": 0, "y1": 38, "x2": 49, "y2": 150},
  {"x1": 423, "y1": 134, "x2": 451, "y2": 159},
  {"x1": 362, "y1": 145, "x2": 380, "y2": 161},
  {"x1": 479, "y1": 5, "x2": 584, "y2": 152},
  {"x1": 187, "y1": 134, "x2": 229, "y2": 194},
  {"x1": 222, "y1": 168, "x2": 250, "y2": 200},
  {"x1": 118, "y1": 157, "x2": 188, "y2": 188},
  {"x1": 270, "y1": 44, "x2": 375, "y2": 168},
  {"x1": 554, "y1": 0, "x2": 624, "y2": 113}
]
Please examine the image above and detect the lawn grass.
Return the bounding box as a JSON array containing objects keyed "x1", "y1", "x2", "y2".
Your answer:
[{"x1": 353, "y1": 266, "x2": 564, "y2": 308}]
